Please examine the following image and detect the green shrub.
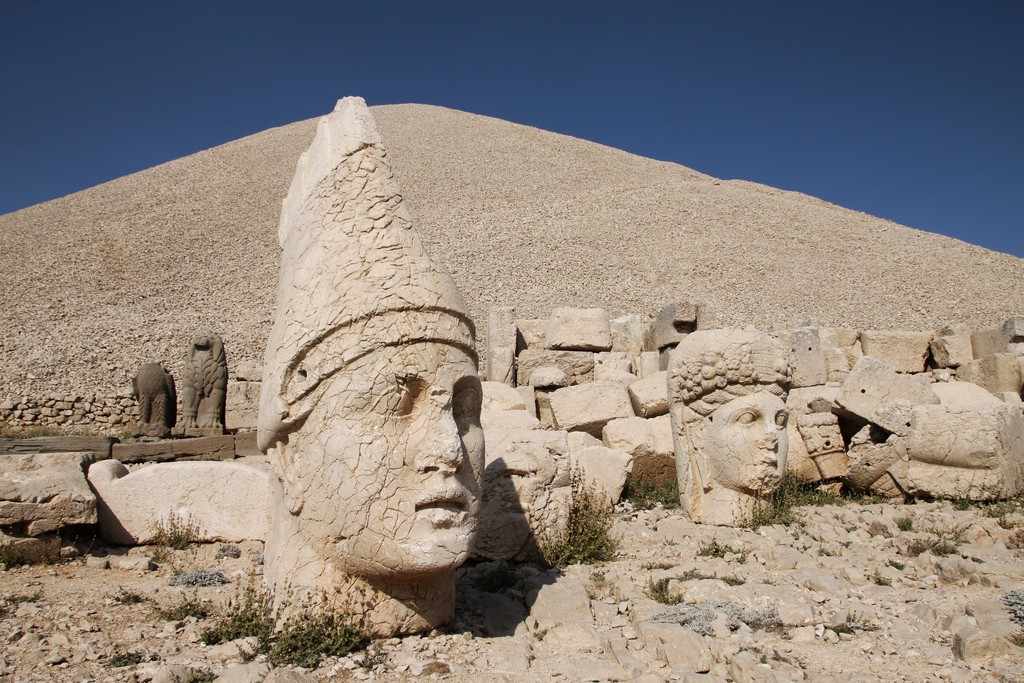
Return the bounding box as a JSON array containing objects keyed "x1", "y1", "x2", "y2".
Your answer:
[
  {"x1": 151, "y1": 512, "x2": 202, "y2": 551},
  {"x1": 113, "y1": 587, "x2": 149, "y2": 605},
  {"x1": 108, "y1": 651, "x2": 143, "y2": 668},
  {"x1": 645, "y1": 577, "x2": 682, "y2": 604},
  {"x1": 540, "y1": 470, "x2": 618, "y2": 568},
  {"x1": 696, "y1": 538, "x2": 741, "y2": 559},
  {"x1": 895, "y1": 516, "x2": 914, "y2": 532},
  {"x1": 622, "y1": 474, "x2": 679, "y2": 510},
  {"x1": 201, "y1": 580, "x2": 274, "y2": 648},
  {"x1": 158, "y1": 592, "x2": 211, "y2": 620},
  {"x1": 269, "y1": 609, "x2": 366, "y2": 668}
]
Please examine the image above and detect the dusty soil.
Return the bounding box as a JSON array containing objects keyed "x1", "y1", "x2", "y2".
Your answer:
[{"x1": 2, "y1": 498, "x2": 1023, "y2": 682}]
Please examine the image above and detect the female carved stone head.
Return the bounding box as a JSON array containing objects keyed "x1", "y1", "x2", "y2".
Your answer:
[
  {"x1": 257, "y1": 98, "x2": 483, "y2": 636},
  {"x1": 668, "y1": 329, "x2": 791, "y2": 526}
]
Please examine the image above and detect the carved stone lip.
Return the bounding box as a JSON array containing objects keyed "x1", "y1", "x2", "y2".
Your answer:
[{"x1": 415, "y1": 485, "x2": 468, "y2": 511}]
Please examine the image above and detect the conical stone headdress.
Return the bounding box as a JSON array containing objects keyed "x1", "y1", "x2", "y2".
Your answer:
[{"x1": 258, "y1": 97, "x2": 476, "y2": 452}]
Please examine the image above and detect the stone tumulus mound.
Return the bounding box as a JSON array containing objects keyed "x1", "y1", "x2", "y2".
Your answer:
[{"x1": 258, "y1": 97, "x2": 484, "y2": 637}]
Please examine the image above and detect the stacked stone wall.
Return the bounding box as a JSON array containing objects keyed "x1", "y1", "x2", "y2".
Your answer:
[{"x1": 1, "y1": 394, "x2": 139, "y2": 434}]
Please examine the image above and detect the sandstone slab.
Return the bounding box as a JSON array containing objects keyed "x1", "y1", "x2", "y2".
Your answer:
[{"x1": 546, "y1": 307, "x2": 612, "y2": 351}]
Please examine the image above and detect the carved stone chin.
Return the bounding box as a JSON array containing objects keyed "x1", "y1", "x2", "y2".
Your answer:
[
  {"x1": 258, "y1": 97, "x2": 482, "y2": 637},
  {"x1": 668, "y1": 329, "x2": 792, "y2": 527}
]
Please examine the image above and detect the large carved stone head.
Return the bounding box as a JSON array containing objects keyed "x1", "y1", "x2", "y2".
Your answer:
[
  {"x1": 668, "y1": 329, "x2": 791, "y2": 526},
  {"x1": 258, "y1": 98, "x2": 483, "y2": 635}
]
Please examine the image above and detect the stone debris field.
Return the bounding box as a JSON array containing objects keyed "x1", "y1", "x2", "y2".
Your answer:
[{"x1": 2, "y1": 497, "x2": 1024, "y2": 682}]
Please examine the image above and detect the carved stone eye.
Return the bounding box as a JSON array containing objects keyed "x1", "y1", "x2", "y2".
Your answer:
[
  {"x1": 736, "y1": 411, "x2": 757, "y2": 425},
  {"x1": 775, "y1": 412, "x2": 788, "y2": 428}
]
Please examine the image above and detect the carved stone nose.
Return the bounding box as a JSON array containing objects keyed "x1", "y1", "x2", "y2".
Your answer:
[
  {"x1": 757, "y1": 433, "x2": 779, "y2": 450},
  {"x1": 412, "y1": 415, "x2": 464, "y2": 474}
]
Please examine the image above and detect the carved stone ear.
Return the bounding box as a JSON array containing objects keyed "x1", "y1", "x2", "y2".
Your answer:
[{"x1": 273, "y1": 443, "x2": 304, "y2": 515}]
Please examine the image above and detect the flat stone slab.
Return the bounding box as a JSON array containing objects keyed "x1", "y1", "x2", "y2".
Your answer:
[
  {"x1": 0, "y1": 452, "x2": 97, "y2": 535},
  {"x1": 111, "y1": 435, "x2": 235, "y2": 463},
  {"x1": 88, "y1": 459, "x2": 271, "y2": 545},
  {"x1": 0, "y1": 436, "x2": 114, "y2": 459}
]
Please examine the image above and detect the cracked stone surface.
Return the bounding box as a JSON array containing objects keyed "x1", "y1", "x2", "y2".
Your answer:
[{"x1": 257, "y1": 98, "x2": 483, "y2": 637}]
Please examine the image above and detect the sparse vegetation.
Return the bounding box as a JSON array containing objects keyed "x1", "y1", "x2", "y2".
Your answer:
[
  {"x1": 113, "y1": 587, "x2": 149, "y2": 605},
  {"x1": 697, "y1": 538, "x2": 742, "y2": 559},
  {"x1": 622, "y1": 473, "x2": 679, "y2": 510},
  {"x1": 0, "y1": 536, "x2": 61, "y2": 568},
  {"x1": 895, "y1": 516, "x2": 914, "y2": 532},
  {"x1": 268, "y1": 609, "x2": 366, "y2": 668},
  {"x1": 587, "y1": 570, "x2": 614, "y2": 600},
  {"x1": 539, "y1": 470, "x2": 618, "y2": 567},
  {"x1": 151, "y1": 511, "x2": 202, "y2": 552},
  {"x1": 158, "y1": 592, "x2": 212, "y2": 620},
  {"x1": 107, "y1": 651, "x2": 144, "y2": 668},
  {"x1": 678, "y1": 568, "x2": 744, "y2": 586},
  {"x1": 645, "y1": 577, "x2": 682, "y2": 604},
  {"x1": 201, "y1": 580, "x2": 274, "y2": 648},
  {"x1": 888, "y1": 560, "x2": 905, "y2": 571},
  {"x1": 0, "y1": 425, "x2": 65, "y2": 438},
  {"x1": 871, "y1": 570, "x2": 892, "y2": 586},
  {"x1": 903, "y1": 525, "x2": 966, "y2": 557}
]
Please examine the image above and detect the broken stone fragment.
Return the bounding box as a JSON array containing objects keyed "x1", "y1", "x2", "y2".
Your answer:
[
  {"x1": 627, "y1": 371, "x2": 669, "y2": 418},
  {"x1": 0, "y1": 452, "x2": 97, "y2": 535},
  {"x1": 836, "y1": 356, "x2": 940, "y2": 433},
  {"x1": 516, "y1": 349, "x2": 594, "y2": 387},
  {"x1": 956, "y1": 353, "x2": 1023, "y2": 397},
  {"x1": 859, "y1": 330, "x2": 933, "y2": 373},
  {"x1": 549, "y1": 382, "x2": 635, "y2": 437}
]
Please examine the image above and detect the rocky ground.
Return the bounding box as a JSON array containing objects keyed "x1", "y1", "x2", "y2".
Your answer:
[{"x1": 3, "y1": 497, "x2": 1024, "y2": 683}]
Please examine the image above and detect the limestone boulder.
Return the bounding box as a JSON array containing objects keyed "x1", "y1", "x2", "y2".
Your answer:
[
  {"x1": 602, "y1": 417, "x2": 675, "y2": 486},
  {"x1": 571, "y1": 445, "x2": 633, "y2": 505},
  {"x1": 844, "y1": 425, "x2": 903, "y2": 495},
  {"x1": 957, "y1": 353, "x2": 1023, "y2": 397},
  {"x1": 549, "y1": 382, "x2": 634, "y2": 437},
  {"x1": 627, "y1": 371, "x2": 669, "y2": 418},
  {"x1": 796, "y1": 412, "x2": 848, "y2": 480},
  {"x1": 891, "y1": 403, "x2": 1024, "y2": 500},
  {"x1": 0, "y1": 452, "x2": 97, "y2": 535},
  {"x1": 482, "y1": 381, "x2": 527, "y2": 411},
  {"x1": 515, "y1": 318, "x2": 547, "y2": 349},
  {"x1": 609, "y1": 314, "x2": 646, "y2": 356},
  {"x1": 481, "y1": 408, "x2": 541, "y2": 432},
  {"x1": 88, "y1": 459, "x2": 271, "y2": 545},
  {"x1": 516, "y1": 349, "x2": 594, "y2": 387},
  {"x1": 859, "y1": 330, "x2": 933, "y2": 373},
  {"x1": 529, "y1": 366, "x2": 568, "y2": 389},
  {"x1": 930, "y1": 325, "x2": 974, "y2": 368},
  {"x1": 933, "y1": 380, "x2": 1003, "y2": 408},
  {"x1": 645, "y1": 301, "x2": 699, "y2": 351},
  {"x1": 836, "y1": 356, "x2": 940, "y2": 434},
  {"x1": 546, "y1": 307, "x2": 612, "y2": 351}
]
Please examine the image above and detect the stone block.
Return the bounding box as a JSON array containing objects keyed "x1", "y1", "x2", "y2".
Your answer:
[
  {"x1": 603, "y1": 417, "x2": 675, "y2": 486},
  {"x1": 516, "y1": 349, "x2": 594, "y2": 387},
  {"x1": 953, "y1": 625, "x2": 1018, "y2": 663},
  {"x1": 232, "y1": 359, "x2": 263, "y2": 382},
  {"x1": 482, "y1": 381, "x2": 527, "y2": 411},
  {"x1": 594, "y1": 351, "x2": 633, "y2": 377},
  {"x1": 486, "y1": 306, "x2": 517, "y2": 385},
  {"x1": 972, "y1": 327, "x2": 1010, "y2": 359},
  {"x1": 515, "y1": 318, "x2": 547, "y2": 350},
  {"x1": 930, "y1": 333, "x2": 973, "y2": 368},
  {"x1": 226, "y1": 380, "x2": 260, "y2": 431},
  {"x1": 783, "y1": 327, "x2": 828, "y2": 387},
  {"x1": 545, "y1": 307, "x2": 612, "y2": 351},
  {"x1": 535, "y1": 390, "x2": 556, "y2": 429},
  {"x1": 933, "y1": 381, "x2": 1003, "y2": 408},
  {"x1": 529, "y1": 366, "x2": 568, "y2": 388},
  {"x1": 476, "y1": 427, "x2": 570, "y2": 561},
  {"x1": 610, "y1": 314, "x2": 646, "y2": 356},
  {"x1": 234, "y1": 431, "x2": 260, "y2": 457},
  {"x1": 549, "y1": 383, "x2": 634, "y2": 437},
  {"x1": 956, "y1": 353, "x2": 1023, "y2": 396},
  {"x1": 637, "y1": 351, "x2": 662, "y2": 378},
  {"x1": 649, "y1": 414, "x2": 674, "y2": 461},
  {"x1": 859, "y1": 330, "x2": 933, "y2": 373},
  {"x1": 0, "y1": 436, "x2": 115, "y2": 459},
  {"x1": 836, "y1": 356, "x2": 940, "y2": 433},
  {"x1": 627, "y1": 371, "x2": 669, "y2": 418},
  {"x1": 111, "y1": 435, "x2": 236, "y2": 464},
  {"x1": 571, "y1": 445, "x2": 632, "y2": 505},
  {"x1": 516, "y1": 385, "x2": 537, "y2": 417},
  {"x1": 891, "y1": 403, "x2": 1024, "y2": 500},
  {"x1": 88, "y1": 459, "x2": 271, "y2": 545},
  {"x1": 646, "y1": 301, "x2": 699, "y2": 351},
  {"x1": 0, "y1": 452, "x2": 97, "y2": 535},
  {"x1": 480, "y1": 408, "x2": 541, "y2": 432}
]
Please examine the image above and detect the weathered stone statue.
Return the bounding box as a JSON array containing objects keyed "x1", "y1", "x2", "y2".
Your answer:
[
  {"x1": 178, "y1": 332, "x2": 227, "y2": 435},
  {"x1": 132, "y1": 362, "x2": 176, "y2": 438},
  {"x1": 668, "y1": 329, "x2": 792, "y2": 526},
  {"x1": 258, "y1": 97, "x2": 484, "y2": 637}
]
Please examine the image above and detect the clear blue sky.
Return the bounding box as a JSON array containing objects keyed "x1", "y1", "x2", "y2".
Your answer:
[{"x1": 2, "y1": 1, "x2": 1021, "y2": 257}]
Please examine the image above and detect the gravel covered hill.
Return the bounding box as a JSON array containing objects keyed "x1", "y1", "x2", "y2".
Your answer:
[{"x1": 2, "y1": 103, "x2": 1023, "y2": 398}]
